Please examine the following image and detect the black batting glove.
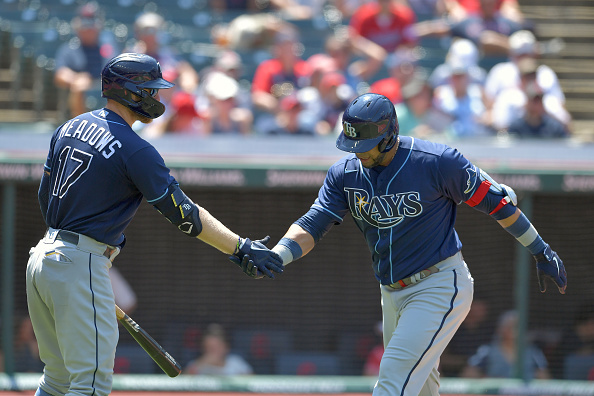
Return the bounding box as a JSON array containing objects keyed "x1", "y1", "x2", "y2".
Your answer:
[
  {"x1": 229, "y1": 254, "x2": 262, "y2": 278},
  {"x1": 229, "y1": 236, "x2": 284, "y2": 279},
  {"x1": 534, "y1": 245, "x2": 567, "y2": 294}
]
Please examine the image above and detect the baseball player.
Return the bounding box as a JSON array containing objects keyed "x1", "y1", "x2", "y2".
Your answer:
[
  {"x1": 27, "y1": 53, "x2": 282, "y2": 396},
  {"x1": 256, "y1": 93, "x2": 567, "y2": 395}
]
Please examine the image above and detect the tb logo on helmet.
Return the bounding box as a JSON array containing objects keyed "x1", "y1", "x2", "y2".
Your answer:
[{"x1": 343, "y1": 122, "x2": 357, "y2": 137}]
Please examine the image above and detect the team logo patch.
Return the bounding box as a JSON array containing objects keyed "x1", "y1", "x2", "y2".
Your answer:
[
  {"x1": 343, "y1": 121, "x2": 357, "y2": 137},
  {"x1": 464, "y1": 167, "x2": 478, "y2": 194}
]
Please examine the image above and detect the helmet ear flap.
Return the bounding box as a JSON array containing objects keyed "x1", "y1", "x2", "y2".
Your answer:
[{"x1": 378, "y1": 133, "x2": 396, "y2": 153}]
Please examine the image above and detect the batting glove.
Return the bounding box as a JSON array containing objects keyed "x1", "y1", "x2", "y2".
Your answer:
[
  {"x1": 534, "y1": 245, "x2": 567, "y2": 294},
  {"x1": 229, "y1": 236, "x2": 284, "y2": 279}
]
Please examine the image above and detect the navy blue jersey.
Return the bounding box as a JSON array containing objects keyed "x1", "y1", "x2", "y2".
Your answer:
[
  {"x1": 312, "y1": 136, "x2": 480, "y2": 284},
  {"x1": 41, "y1": 109, "x2": 175, "y2": 246}
]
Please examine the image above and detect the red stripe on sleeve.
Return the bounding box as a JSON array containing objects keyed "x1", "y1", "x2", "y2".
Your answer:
[{"x1": 465, "y1": 180, "x2": 491, "y2": 207}]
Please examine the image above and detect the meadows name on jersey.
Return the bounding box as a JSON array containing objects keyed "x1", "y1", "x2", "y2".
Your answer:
[{"x1": 57, "y1": 109, "x2": 122, "y2": 159}]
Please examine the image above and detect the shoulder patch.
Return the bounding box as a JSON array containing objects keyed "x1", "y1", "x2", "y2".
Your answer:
[{"x1": 464, "y1": 167, "x2": 478, "y2": 194}]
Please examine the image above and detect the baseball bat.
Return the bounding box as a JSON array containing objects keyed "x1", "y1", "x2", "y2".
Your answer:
[{"x1": 115, "y1": 305, "x2": 182, "y2": 377}]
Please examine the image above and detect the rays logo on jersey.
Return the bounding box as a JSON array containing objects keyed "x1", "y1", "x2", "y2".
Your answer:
[
  {"x1": 343, "y1": 121, "x2": 357, "y2": 137},
  {"x1": 345, "y1": 187, "x2": 422, "y2": 228},
  {"x1": 464, "y1": 166, "x2": 478, "y2": 194}
]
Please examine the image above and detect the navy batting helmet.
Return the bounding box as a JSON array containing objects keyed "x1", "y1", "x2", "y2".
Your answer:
[
  {"x1": 101, "y1": 53, "x2": 174, "y2": 119},
  {"x1": 336, "y1": 93, "x2": 399, "y2": 153}
]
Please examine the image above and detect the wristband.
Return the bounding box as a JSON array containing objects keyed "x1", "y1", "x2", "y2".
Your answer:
[{"x1": 272, "y1": 238, "x2": 303, "y2": 266}]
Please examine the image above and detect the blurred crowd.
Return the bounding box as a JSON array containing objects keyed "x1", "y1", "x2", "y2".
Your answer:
[
  {"x1": 7, "y1": 299, "x2": 594, "y2": 379},
  {"x1": 53, "y1": 0, "x2": 572, "y2": 141}
]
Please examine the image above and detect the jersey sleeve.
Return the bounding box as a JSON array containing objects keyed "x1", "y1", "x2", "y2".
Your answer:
[
  {"x1": 311, "y1": 162, "x2": 350, "y2": 223},
  {"x1": 125, "y1": 146, "x2": 176, "y2": 201},
  {"x1": 435, "y1": 147, "x2": 479, "y2": 204}
]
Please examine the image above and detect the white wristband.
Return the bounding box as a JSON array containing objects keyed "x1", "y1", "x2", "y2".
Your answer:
[{"x1": 272, "y1": 244, "x2": 293, "y2": 266}]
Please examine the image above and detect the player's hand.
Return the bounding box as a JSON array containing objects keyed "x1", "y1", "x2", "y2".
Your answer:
[
  {"x1": 229, "y1": 236, "x2": 283, "y2": 279},
  {"x1": 534, "y1": 245, "x2": 567, "y2": 294}
]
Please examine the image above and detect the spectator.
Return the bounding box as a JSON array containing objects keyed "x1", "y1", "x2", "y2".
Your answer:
[
  {"x1": 297, "y1": 56, "x2": 350, "y2": 135},
  {"x1": 369, "y1": 47, "x2": 424, "y2": 105},
  {"x1": 429, "y1": 38, "x2": 487, "y2": 89},
  {"x1": 445, "y1": 0, "x2": 524, "y2": 23},
  {"x1": 197, "y1": 50, "x2": 252, "y2": 113},
  {"x1": 251, "y1": 27, "x2": 311, "y2": 130},
  {"x1": 484, "y1": 30, "x2": 565, "y2": 105},
  {"x1": 549, "y1": 302, "x2": 594, "y2": 380},
  {"x1": 461, "y1": 310, "x2": 551, "y2": 380},
  {"x1": 413, "y1": 0, "x2": 524, "y2": 57},
  {"x1": 319, "y1": 28, "x2": 387, "y2": 92},
  {"x1": 128, "y1": 12, "x2": 199, "y2": 94},
  {"x1": 348, "y1": 0, "x2": 417, "y2": 53},
  {"x1": 490, "y1": 57, "x2": 571, "y2": 132},
  {"x1": 433, "y1": 59, "x2": 491, "y2": 138},
  {"x1": 203, "y1": 72, "x2": 253, "y2": 135},
  {"x1": 440, "y1": 298, "x2": 493, "y2": 377},
  {"x1": 141, "y1": 90, "x2": 204, "y2": 138},
  {"x1": 260, "y1": 94, "x2": 313, "y2": 135},
  {"x1": 310, "y1": 71, "x2": 356, "y2": 135},
  {"x1": 127, "y1": 12, "x2": 201, "y2": 136},
  {"x1": 54, "y1": 2, "x2": 118, "y2": 118},
  {"x1": 184, "y1": 324, "x2": 253, "y2": 375},
  {"x1": 507, "y1": 82, "x2": 570, "y2": 138},
  {"x1": 394, "y1": 75, "x2": 452, "y2": 138}
]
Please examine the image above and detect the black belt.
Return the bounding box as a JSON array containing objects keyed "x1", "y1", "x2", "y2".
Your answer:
[
  {"x1": 387, "y1": 265, "x2": 440, "y2": 290},
  {"x1": 55, "y1": 230, "x2": 117, "y2": 260}
]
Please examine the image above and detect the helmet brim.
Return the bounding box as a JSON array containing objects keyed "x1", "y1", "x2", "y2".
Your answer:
[
  {"x1": 336, "y1": 133, "x2": 385, "y2": 153},
  {"x1": 139, "y1": 78, "x2": 175, "y2": 89}
]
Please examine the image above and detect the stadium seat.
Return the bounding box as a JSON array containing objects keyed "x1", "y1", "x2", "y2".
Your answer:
[{"x1": 275, "y1": 352, "x2": 340, "y2": 375}]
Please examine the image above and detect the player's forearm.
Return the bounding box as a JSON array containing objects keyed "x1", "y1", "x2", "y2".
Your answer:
[
  {"x1": 196, "y1": 206, "x2": 240, "y2": 255},
  {"x1": 272, "y1": 224, "x2": 315, "y2": 266},
  {"x1": 495, "y1": 205, "x2": 547, "y2": 256}
]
